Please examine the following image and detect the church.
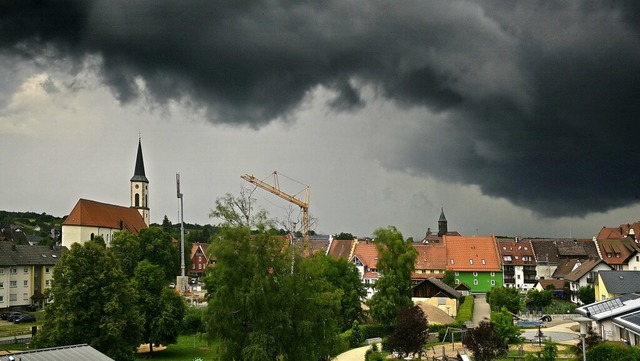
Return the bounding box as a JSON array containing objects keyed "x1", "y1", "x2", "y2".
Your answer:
[{"x1": 61, "y1": 139, "x2": 150, "y2": 248}]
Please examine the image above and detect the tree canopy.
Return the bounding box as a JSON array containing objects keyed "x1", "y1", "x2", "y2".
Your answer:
[
  {"x1": 487, "y1": 286, "x2": 523, "y2": 314},
  {"x1": 463, "y1": 321, "x2": 508, "y2": 361},
  {"x1": 368, "y1": 226, "x2": 418, "y2": 326},
  {"x1": 388, "y1": 306, "x2": 429, "y2": 358},
  {"x1": 32, "y1": 241, "x2": 143, "y2": 361},
  {"x1": 204, "y1": 225, "x2": 344, "y2": 360}
]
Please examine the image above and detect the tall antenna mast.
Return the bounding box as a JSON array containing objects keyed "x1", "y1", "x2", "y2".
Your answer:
[{"x1": 177, "y1": 173, "x2": 186, "y2": 293}]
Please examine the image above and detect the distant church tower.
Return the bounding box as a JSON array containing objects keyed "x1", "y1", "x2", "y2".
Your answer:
[
  {"x1": 130, "y1": 138, "x2": 150, "y2": 226},
  {"x1": 437, "y1": 207, "x2": 448, "y2": 237}
]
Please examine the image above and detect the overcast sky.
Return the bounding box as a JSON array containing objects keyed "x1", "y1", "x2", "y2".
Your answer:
[{"x1": 2, "y1": 1, "x2": 640, "y2": 240}]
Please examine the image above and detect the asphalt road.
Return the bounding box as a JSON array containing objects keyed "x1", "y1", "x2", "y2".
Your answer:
[{"x1": 472, "y1": 293, "x2": 491, "y2": 327}]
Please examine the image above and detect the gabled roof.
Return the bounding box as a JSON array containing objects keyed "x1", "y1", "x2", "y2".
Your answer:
[
  {"x1": 130, "y1": 138, "x2": 148, "y2": 183},
  {"x1": 454, "y1": 282, "x2": 471, "y2": 291},
  {"x1": 413, "y1": 243, "x2": 447, "y2": 270},
  {"x1": 597, "y1": 222, "x2": 640, "y2": 241},
  {"x1": 328, "y1": 239, "x2": 357, "y2": 260},
  {"x1": 443, "y1": 235, "x2": 501, "y2": 272},
  {"x1": 352, "y1": 242, "x2": 379, "y2": 269},
  {"x1": 497, "y1": 239, "x2": 536, "y2": 266},
  {"x1": 413, "y1": 277, "x2": 462, "y2": 299},
  {"x1": 596, "y1": 237, "x2": 640, "y2": 265},
  {"x1": 529, "y1": 238, "x2": 599, "y2": 264},
  {"x1": 552, "y1": 259, "x2": 580, "y2": 279},
  {"x1": 535, "y1": 279, "x2": 565, "y2": 290},
  {"x1": 564, "y1": 258, "x2": 611, "y2": 282},
  {"x1": 576, "y1": 293, "x2": 640, "y2": 321},
  {"x1": 614, "y1": 308, "x2": 640, "y2": 335},
  {"x1": 598, "y1": 270, "x2": 640, "y2": 294},
  {"x1": 62, "y1": 199, "x2": 147, "y2": 234},
  {"x1": 0, "y1": 243, "x2": 67, "y2": 266},
  {"x1": 4, "y1": 344, "x2": 113, "y2": 361},
  {"x1": 190, "y1": 243, "x2": 209, "y2": 259}
]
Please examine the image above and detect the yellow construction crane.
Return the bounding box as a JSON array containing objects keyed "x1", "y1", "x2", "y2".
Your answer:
[{"x1": 241, "y1": 171, "x2": 310, "y2": 252}]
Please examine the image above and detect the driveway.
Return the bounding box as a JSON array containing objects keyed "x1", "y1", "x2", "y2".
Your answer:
[
  {"x1": 472, "y1": 294, "x2": 491, "y2": 327},
  {"x1": 334, "y1": 345, "x2": 370, "y2": 361}
]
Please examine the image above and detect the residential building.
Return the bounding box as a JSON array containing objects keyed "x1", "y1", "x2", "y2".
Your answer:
[
  {"x1": 533, "y1": 279, "x2": 565, "y2": 299},
  {"x1": 412, "y1": 277, "x2": 462, "y2": 317},
  {"x1": 613, "y1": 309, "x2": 640, "y2": 346},
  {"x1": 444, "y1": 235, "x2": 502, "y2": 292},
  {"x1": 576, "y1": 293, "x2": 640, "y2": 342},
  {"x1": 497, "y1": 239, "x2": 536, "y2": 291},
  {"x1": 529, "y1": 238, "x2": 599, "y2": 279},
  {"x1": 189, "y1": 243, "x2": 215, "y2": 277},
  {"x1": 595, "y1": 237, "x2": 640, "y2": 270},
  {"x1": 595, "y1": 270, "x2": 640, "y2": 301},
  {"x1": 351, "y1": 241, "x2": 379, "y2": 299},
  {"x1": 0, "y1": 243, "x2": 66, "y2": 309},
  {"x1": 412, "y1": 242, "x2": 446, "y2": 282},
  {"x1": 564, "y1": 258, "x2": 612, "y2": 304},
  {"x1": 327, "y1": 238, "x2": 357, "y2": 260}
]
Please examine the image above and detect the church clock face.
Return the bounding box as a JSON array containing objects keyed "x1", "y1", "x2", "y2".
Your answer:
[{"x1": 135, "y1": 184, "x2": 139, "y2": 189}]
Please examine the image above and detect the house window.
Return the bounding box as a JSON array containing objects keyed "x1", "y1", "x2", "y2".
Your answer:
[
  {"x1": 490, "y1": 272, "x2": 495, "y2": 277},
  {"x1": 616, "y1": 253, "x2": 621, "y2": 258},
  {"x1": 450, "y1": 259, "x2": 455, "y2": 265},
  {"x1": 491, "y1": 280, "x2": 496, "y2": 286},
  {"x1": 23, "y1": 267, "x2": 28, "y2": 274},
  {"x1": 23, "y1": 280, "x2": 28, "y2": 288},
  {"x1": 10, "y1": 268, "x2": 16, "y2": 275},
  {"x1": 10, "y1": 281, "x2": 17, "y2": 288},
  {"x1": 473, "y1": 279, "x2": 478, "y2": 285},
  {"x1": 469, "y1": 259, "x2": 474, "y2": 265},
  {"x1": 9, "y1": 294, "x2": 16, "y2": 302},
  {"x1": 482, "y1": 259, "x2": 486, "y2": 265},
  {"x1": 455, "y1": 279, "x2": 460, "y2": 285},
  {"x1": 607, "y1": 252, "x2": 612, "y2": 257},
  {"x1": 45, "y1": 280, "x2": 50, "y2": 287},
  {"x1": 637, "y1": 256, "x2": 639, "y2": 262},
  {"x1": 0, "y1": 282, "x2": 3, "y2": 289},
  {"x1": 0, "y1": 268, "x2": 4, "y2": 274},
  {"x1": 0, "y1": 296, "x2": 3, "y2": 303},
  {"x1": 45, "y1": 267, "x2": 50, "y2": 273},
  {"x1": 438, "y1": 297, "x2": 446, "y2": 305},
  {"x1": 473, "y1": 272, "x2": 478, "y2": 277},
  {"x1": 22, "y1": 293, "x2": 28, "y2": 300},
  {"x1": 455, "y1": 272, "x2": 459, "y2": 276},
  {"x1": 503, "y1": 256, "x2": 512, "y2": 262}
]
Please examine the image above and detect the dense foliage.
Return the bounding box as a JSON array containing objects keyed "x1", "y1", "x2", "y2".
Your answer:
[
  {"x1": 463, "y1": 321, "x2": 508, "y2": 361},
  {"x1": 387, "y1": 306, "x2": 429, "y2": 358},
  {"x1": 368, "y1": 226, "x2": 418, "y2": 326},
  {"x1": 578, "y1": 285, "x2": 595, "y2": 305},
  {"x1": 526, "y1": 289, "x2": 553, "y2": 311},
  {"x1": 491, "y1": 307, "x2": 522, "y2": 344},
  {"x1": 586, "y1": 341, "x2": 640, "y2": 361},
  {"x1": 31, "y1": 241, "x2": 143, "y2": 360},
  {"x1": 487, "y1": 286, "x2": 523, "y2": 314},
  {"x1": 455, "y1": 295, "x2": 474, "y2": 322},
  {"x1": 204, "y1": 225, "x2": 349, "y2": 360}
]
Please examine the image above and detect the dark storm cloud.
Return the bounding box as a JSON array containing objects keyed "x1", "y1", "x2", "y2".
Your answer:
[{"x1": 2, "y1": 0, "x2": 640, "y2": 217}]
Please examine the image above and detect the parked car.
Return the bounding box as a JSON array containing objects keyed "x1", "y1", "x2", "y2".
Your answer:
[
  {"x1": 168, "y1": 282, "x2": 176, "y2": 289},
  {"x1": 25, "y1": 304, "x2": 37, "y2": 312},
  {"x1": 13, "y1": 314, "x2": 36, "y2": 324},
  {"x1": 7, "y1": 312, "x2": 22, "y2": 322},
  {"x1": 1, "y1": 312, "x2": 11, "y2": 320}
]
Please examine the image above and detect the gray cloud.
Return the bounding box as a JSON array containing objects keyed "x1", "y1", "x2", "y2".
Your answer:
[{"x1": 2, "y1": 0, "x2": 640, "y2": 218}]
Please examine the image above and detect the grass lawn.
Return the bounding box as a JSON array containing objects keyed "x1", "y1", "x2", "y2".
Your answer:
[{"x1": 135, "y1": 334, "x2": 217, "y2": 360}]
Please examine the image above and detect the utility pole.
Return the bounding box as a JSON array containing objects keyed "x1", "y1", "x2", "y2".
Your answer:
[{"x1": 177, "y1": 173, "x2": 186, "y2": 293}]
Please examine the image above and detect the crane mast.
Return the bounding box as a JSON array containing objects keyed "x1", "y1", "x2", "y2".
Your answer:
[{"x1": 241, "y1": 172, "x2": 310, "y2": 252}]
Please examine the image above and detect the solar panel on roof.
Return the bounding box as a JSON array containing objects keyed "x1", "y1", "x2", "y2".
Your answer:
[
  {"x1": 587, "y1": 298, "x2": 624, "y2": 315},
  {"x1": 622, "y1": 312, "x2": 640, "y2": 326}
]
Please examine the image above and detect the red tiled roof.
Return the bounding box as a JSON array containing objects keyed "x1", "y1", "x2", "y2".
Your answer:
[
  {"x1": 597, "y1": 222, "x2": 640, "y2": 240},
  {"x1": 444, "y1": 235, "x2": 501, "y2": 271},
  {"x1": 328, "y1": 239, "x2": 357, "y2": 260},
  {"x1": 497, "y1": 240, "x2": 536, "y2": 266},
  {"x1": 352, "y1": 242, "x2": 379, "y2": 269},
  {"x1": 62, "y1": 199, "x2": 147, "y2": 234},
  {"x1": 536, "y1": 279, "x2": 565, "y2": 290},
  {"x1": 413, "y1": 243, "x2": 447, "y2": 270},
  {"x1": 596, "y1": 238, "x2": 640, "y2": 265},
  {"x1": 190, "y1": 243, "x2": 209, "y2": 259}
]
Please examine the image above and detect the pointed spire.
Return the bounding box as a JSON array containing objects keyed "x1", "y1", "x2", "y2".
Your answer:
[
  {"x1": 131, "y1": 138, "x2": 149, "y2": 183},
  {"x1": 438, "y1": 207, "x2": 448, "y2": 237},
  {"x1": 438, "y1": 207, "x2": 447, "y2": 222}
]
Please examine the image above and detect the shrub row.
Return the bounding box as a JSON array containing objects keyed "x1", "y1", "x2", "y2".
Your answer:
[{"x1": 455, "y1": 295, "x2": 474, "y2": 322}]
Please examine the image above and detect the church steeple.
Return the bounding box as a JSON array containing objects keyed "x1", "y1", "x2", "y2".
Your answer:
[
  {"x1": 437, "y1": 207, "x2": 448, "y2": 237},
  {"x1": 130, "y1": 138, "x2": 149, "y2": 225}
]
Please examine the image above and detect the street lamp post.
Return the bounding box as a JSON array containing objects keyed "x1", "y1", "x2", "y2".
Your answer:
[{"x1": 575, "y1": 316, "x2": 591, "y2": 361}]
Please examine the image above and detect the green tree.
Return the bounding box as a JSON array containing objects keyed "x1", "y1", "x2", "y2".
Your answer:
[
  {"x1": 388, "y1": 306, "x2": 429, "y2": 359},
  {"x1": 32, "y1": 242, "x2": 143, "y2": 361},
  {"x1": 578, "y1": 285, "x2": 595, "y2": 305},
  {"x1": 462, "y1": 321, "x2": 508, "y2": 361},
  {"x1": 183, "y1": 306, "x2": 206, "y2": 335},
  {"x1": 204, "y1": 225, "x2": 341, "y2": 360},
  {"x1": 525, "y1": 342, "x2": 557, "y2": 361},
  {"x1": 527, "y1": 289, "x2": 553, "y2": 311},
  {"x1": 209, "y1": 188, "x2": 269, "y2": 229},
  {"x1": 131, "y1": 260, "x2": 185, "y2": 354},
  {"x1": 487, "y1": 286, "x2": 523, "y2": 314},
  {"x1": 442, "y1": 270, "x2": 456, "y2": 287},
  {"x1": 138, "y1": 227, "x2": 181, "y2": 281},
  {"x1": 335, "y1": 232, "x2": 355, "y2": 240},
  {"x1": 316, "y1": 253, "x2": 366, "y2": 330},
  {"x1": 349, "y1": 320, "x2": 363, "y2": 347},
  {"x1": 368, "y1": 226, "x2": 418, "y2": 326},
  {"x1": 110, "y1": 230, "x2": 142, "y2": 277},
  {"x1": 491, "y1": 307, "x2": 522, "y2": 344}
]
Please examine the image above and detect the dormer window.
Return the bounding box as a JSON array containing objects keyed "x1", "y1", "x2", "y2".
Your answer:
[
  {"x1": 607, "y1": 253, "x2": 612, "y2": 258},
  {"x1": 503, "y1": 255, "x2": 512, "y2": 262}
]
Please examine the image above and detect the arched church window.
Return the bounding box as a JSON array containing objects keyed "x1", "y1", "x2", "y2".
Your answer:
[{"x1": 135, "y1": 193, "x2": 140, "y2": 207}]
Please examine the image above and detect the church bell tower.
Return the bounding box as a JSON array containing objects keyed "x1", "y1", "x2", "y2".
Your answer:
[{"x1": 131, "y1": 138, "x2": 150, "y2": 226}]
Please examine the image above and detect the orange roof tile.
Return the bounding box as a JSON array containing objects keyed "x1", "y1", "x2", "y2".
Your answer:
[
  {"x1": 328, "y1": 239, "x2": 357, "y2": 260},
  {"x1": 444, "y1": 235, "x2": 501, "y2": 272},
  {"x1": 413, "y1": 243, "x2": 447, "y2": 270},
  {"x1": 497, "y1": 240, "x2": 536, "y2": 266},
  {"x1": 352, "y1": 242, "x2": 379, "y2": 269},
  {"x1": 62, "y1": 199, "x2": 147, "y2": 234},
  {"x1": 596, "y1": 238, "x2": 640, "y2": 265}
]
